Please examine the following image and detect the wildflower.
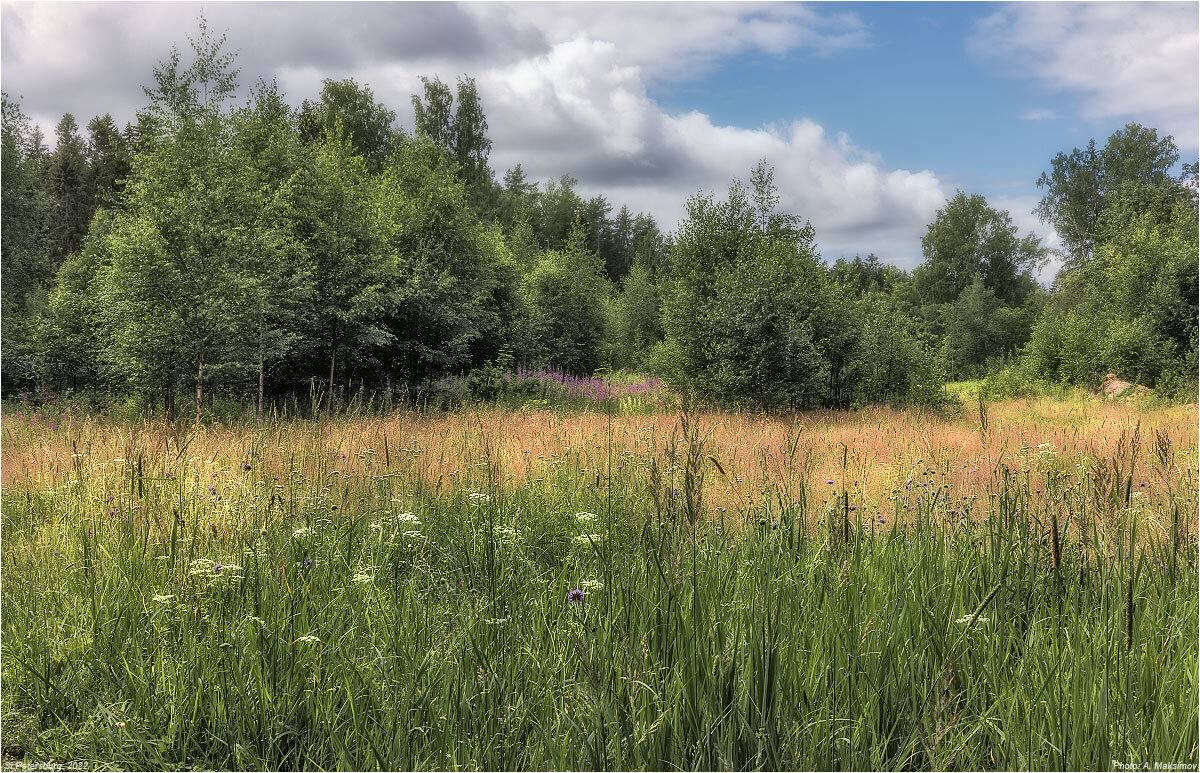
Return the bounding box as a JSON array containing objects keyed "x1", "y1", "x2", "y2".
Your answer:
[
  {"x1": 396, "y1": 513, "x2": 421, "y2": 526},
  {"x1": 484, "y1": 617, "x2": 509, "y2": 625},
  {"x1": 574, "y1": 533, "x2": 601, "y2": 545},
  {"x1": 826, "y1": 480, "x2": 834, "y2": 485},
  {"x1": 151, "y1": 594, "x2": 175, "y2": 604},
  {"x1": 770, "y1": 520, "x2": 779, "y2": 530},
  {"x1": 567, "y1": 589, "x2": 585, "y2": 604},
  {"x1": 243, "y1": 463, "x2": 252, "y2": 471},
  {"x1": 580, "y1": 579, "x2": 604, "y2": 591},
  {"x1": 575, "y1": 511, "x2": 599, "y2": 522},
  {"x1": 954, "y1": 615, "x2": 990, "y2": 625},
  {"x1": 291, "y1": 527, "x2": 314, "y2": 539},
  {"x1": 213, "y1": 563, "x2": 224, "y2": 574},
  {"x1": 352, "y1": 572, "x2": 373, "y2": 585},
  {"x1": 877, "y1": 517, "x2": 887, "y2": 524},
  {"x1": 293, "y1": 634, "x2": 321, "y2": 645}
]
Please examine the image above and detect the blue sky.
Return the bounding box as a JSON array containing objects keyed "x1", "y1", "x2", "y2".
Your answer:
[
  {"x1": 651, "y1": 3, "x2": 1073, "y2": 190},
  {"x1": 3, "y1": 2, "x2": 1197, "y2": 270}
]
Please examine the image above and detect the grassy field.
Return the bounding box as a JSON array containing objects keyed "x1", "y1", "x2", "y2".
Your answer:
[{"x1": 1, "y1": 396, "x2": 1197, "y2": 770}]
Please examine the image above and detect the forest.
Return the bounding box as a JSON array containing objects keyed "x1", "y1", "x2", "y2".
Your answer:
[{"x1": 2, "y1": 23, "x2": 1197, "y2": 418}]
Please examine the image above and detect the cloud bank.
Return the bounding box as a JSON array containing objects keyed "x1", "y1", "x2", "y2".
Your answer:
[
  {"x1": 971, "y1": 2, "x2": 1199, "y2": 149},
  {"x1": 2, "y1": 1, "x2": 955, "y2": 265}
]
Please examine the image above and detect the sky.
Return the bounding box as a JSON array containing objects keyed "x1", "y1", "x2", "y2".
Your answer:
[{"x1": 2, "y1": 1, "x2": 1197, "y2": 272}]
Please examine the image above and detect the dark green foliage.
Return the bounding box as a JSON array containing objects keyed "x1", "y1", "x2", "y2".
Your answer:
[
  {"x1": 43, "y1": 114, "x2": 93, "y2": 264},
  {"x1": 1026, "y1": 128, "x2": 1197, "y2": 390},
  {"x1": 909, "y1": 192, "x2": 1044, "y2": 381},
  {"x1": 374, "y1": 136, "x2": 518, "y2": 381},
  {"x1": 849, "y1": 297, "x2": 943, "y2": 408},
  {"x1": 1, "y1": 94, "x2": 53, "y2": 388},
  {"x1": 1037, "y1": 123, "x2": 1179, "y2": 268},
  {"x1": 282, "y1": 129, "x2": 389, "y2": 391},
  {"x1": 85, "y1": 114, "x2": 131, "y2": 209},
  {"x1": 609, "y1": 262, "x2": 663, "y2": 370},
  {"x1": 518, "y1": 222, "x2": 611, "y2": 375},
  {"x1": 663, "y1": 162, "x2": 834, "y2": 410},
  {"x1": 914, "y1": 191, "x2": 1041, "y2": 307},
  {"x1": 829, "y1": 254, "x2": 910, "y2": 297},
  {"x1": 298, "y1": 78, "x2": 396, "y2": 171},
  {"x1": 940, "y1": 279, "x2": 1040, "y2": 377},
  {"x1": 6, "y1": 18, "x2": 1195, "y2": 412}
]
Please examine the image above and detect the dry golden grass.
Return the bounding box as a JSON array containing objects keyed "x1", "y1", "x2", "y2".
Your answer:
[{"x1": 3, "y1": 397, "x2": 1195, "y2": 527}]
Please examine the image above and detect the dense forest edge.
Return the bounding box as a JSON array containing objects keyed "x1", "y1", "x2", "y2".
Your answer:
[{"x1": 2, "y1": 20, "x2": 1197, "y2": 421}]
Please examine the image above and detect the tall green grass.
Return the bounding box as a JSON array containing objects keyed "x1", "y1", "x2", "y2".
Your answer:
[{"x1": 2, "y1": 411, "x2": 1196, "y2": 771}]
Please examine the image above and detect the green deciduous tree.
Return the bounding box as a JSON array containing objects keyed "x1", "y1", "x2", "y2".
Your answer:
[
  {"x1": 299, "y1": 78, "x2": 396, "y2": 171},
  {"x1": 98, "y1": 19, "x2": 269, "y2": 421},
  {"x1": 608, "y1": 261, "x2": 663, "y2": 369},
  {"x1": 1026, "y1": 164, "x2": 1198, "y2": 389},
  {"x1": 663, "y1": 161, "x2": 830, "y2": 409},
  {"x1": 914, "y1": 191, "x2": 1042, "y2": 307},
  {"x1": 1036, "y1": 123, "x2": 1179, "y2": 268},
  {"x1": 848, "y1": 296, "x2": 942, "y2": 408},
  {"x1": 519, "y1": 221, "x2": 610, "y2": 375},
  {"x1": 373, "y1": 136, "x2": 518, "y2": 381},
  {"x1": 940, "y1": 279, "x2": 1038, "y2": 376},
  {"x1": 283, "y1": 127, "x2": 390, "y2": 407}
]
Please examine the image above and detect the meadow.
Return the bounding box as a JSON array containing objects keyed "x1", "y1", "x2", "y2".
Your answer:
[{"x1": 1, "y1": 393, "x2": 1197, "y2": 771}]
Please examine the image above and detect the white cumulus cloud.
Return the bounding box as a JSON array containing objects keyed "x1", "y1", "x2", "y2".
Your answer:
[{"x1": 971, "y1": 2, "x2": 1199, "y2": 149}]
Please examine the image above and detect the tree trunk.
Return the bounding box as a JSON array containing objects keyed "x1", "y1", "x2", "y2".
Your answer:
[
  {"x1": 328, "y1": 352, "x2": 336, "y2": 417},
  {"x1": 195, "y1": 359, "x2": 204, "y2": 425},
  {"x1": 257, "y1": 352, "x2": 265, "y2": 422}
]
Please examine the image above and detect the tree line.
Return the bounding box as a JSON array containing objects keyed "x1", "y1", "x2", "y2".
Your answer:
[{"x1": 2, "y1": 23, "x2": 1196, "y2": 417}]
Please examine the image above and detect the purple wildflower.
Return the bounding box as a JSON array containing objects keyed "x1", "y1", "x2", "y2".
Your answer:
[
  {"x1": 213, "y1": 563, "x2": 224, "y2": 574},
  {"x1": 567, "y1": 589, "x2": 585, "y2": 604}
]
